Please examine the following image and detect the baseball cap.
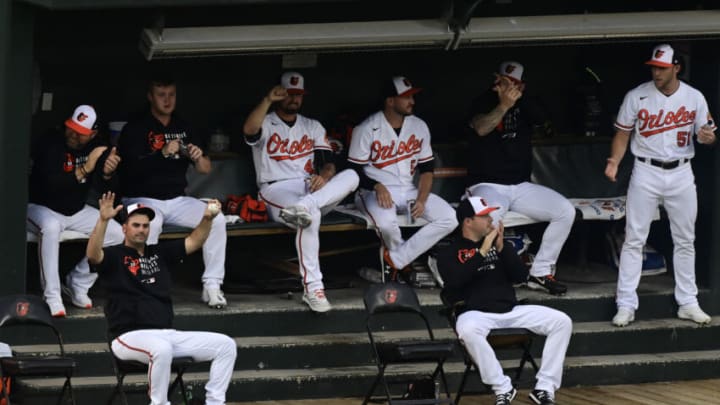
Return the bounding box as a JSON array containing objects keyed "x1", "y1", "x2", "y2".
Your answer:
[
  {"x1": 456, "y1": 196, "x2": 499, "y2": 223},
  {"x1": 64, "y1": 105, "x2": 97, "y2": 136},
  {"x1": 498, "y1": 61, "x2": 524, "y2": 83},
  {"x1": 384, "y1": 76, "x2": 422, "y2": 98},
  {"x1": 645, "y1": 44, "x2": 678, "y2": 68},
  {"x1": 123, "y1": 203, "x2": 155, "y2": 223},
  {"x1": 281, "y1": 72, "x2": 305, "y2": 95}
]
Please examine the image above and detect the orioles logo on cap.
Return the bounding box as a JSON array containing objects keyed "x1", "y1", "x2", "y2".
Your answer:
[
  {"x1": 290, "y1": 76, "x2": 300, "y2": 86},
  {"x1": 654, "y1": 50, "x2": 665, "y2": 59},
  {"x1": 384, "y1": 288, "x2": 398, "y2": 304},
  {"x1": 16, "y1": 301, "x2": 30, "y2": 317},
  {"x1": 76, "y1": 112, "x2": 89, "y2": 122},
  {"x1": 403, "y1": 78, "x2": 412, "y2": 87},
  {"x1": 505, "y1": 65, "x2": 516, "y2": 74}
]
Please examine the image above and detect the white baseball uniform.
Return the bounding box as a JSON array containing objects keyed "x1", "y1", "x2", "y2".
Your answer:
[
  {"x1": 348, "y1": 111, "x2": 457, "y2": 269},
  {"x1": 247, "y1": 112, "x2": 359, "y2": 293},
  {"x1": 614, "y1": 80, "x2": 715, "y2": 311}
]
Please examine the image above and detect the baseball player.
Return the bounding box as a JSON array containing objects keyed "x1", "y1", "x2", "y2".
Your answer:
[
  {"x1": 117, "y1": 73, "x2": 228, "y2": 308},
  {"x1": 348, "y1": 76, "x2": 457, "y2": 279},
  {"x1": 437, "y1": 197, "x2": 572, "y2": 405},
  {"x1": 605, "y1": 44, "x2": 716, "y2": 327},
  {"x1": 467, "y1": 62, "x2": 574, "y2": 296},
  {"x1": 87, "y1": 193, "x2": 236, "y2": 405},
  {"x1": 242, "y1": 72, "x2": 359, "y2": 312},
  {"x1": 27, "y1": 105, "x2": 124, "y2": 317}
]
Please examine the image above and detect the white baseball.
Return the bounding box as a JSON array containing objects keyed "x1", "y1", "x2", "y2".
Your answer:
[{"x1": 208, "y1": 202, "x2": 221, "y2": 215}]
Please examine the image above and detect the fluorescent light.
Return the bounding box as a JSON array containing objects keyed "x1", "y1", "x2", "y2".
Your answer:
[
  {"x1": 140, "y1": 19, "x2": 452, "y2": 60},
  {"x1": 464, "y1": 10, "x2": 720, "y2": 45}
]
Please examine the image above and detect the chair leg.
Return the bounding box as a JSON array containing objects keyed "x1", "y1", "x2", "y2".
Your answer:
[
  {"x1": 177, "y1": 374, "x2": 189, "y2": 405},
  {"x1": 454, "y1": 362, "x2": 473, "y2": 405},
  {"x1": 117, "y1": 374, "x2": 130, "y2": 405},
  {"x1": 362, "y1": 368, "x2": 383, "y2": 405},
  {"x1": 66, "y1": 377, "x2": 76, "y2": 405}
]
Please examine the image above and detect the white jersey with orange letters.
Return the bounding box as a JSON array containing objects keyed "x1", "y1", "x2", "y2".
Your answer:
[
  {"x1": 247, "y1": 111, "x2": 332, "y2": 186},
  {"x1": 613, "y1": 79, "x2": 716, "y2": 315},
  {"x1": 615, "y1": 81, "x2": 715, "y2": 159},
  {"x1": 348, "y1": 111, "x2": 434, "y2": 186},
  {"x1": 348, "y1": 111, "x2": 456, "y2": 270}
]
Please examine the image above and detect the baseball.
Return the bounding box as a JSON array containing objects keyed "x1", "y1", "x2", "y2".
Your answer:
[{"x1": 208, "y1": 202, "x2": 221, "y2": 215}]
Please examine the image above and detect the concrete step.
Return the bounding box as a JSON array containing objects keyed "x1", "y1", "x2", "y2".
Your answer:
[
  {"x1": 16, "y1": 350, "x2": 720, "y2": 404},
  {"x1": 6, "y1": 276, "x2": 709, "y2": 346},
  {"x1": 12, "y1": 318, "x2": 720, "y2": 377}
]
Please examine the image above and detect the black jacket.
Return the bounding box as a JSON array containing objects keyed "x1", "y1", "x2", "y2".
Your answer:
[{"x1": 437, "y1": 235, "x2": 528, "y2": 314}]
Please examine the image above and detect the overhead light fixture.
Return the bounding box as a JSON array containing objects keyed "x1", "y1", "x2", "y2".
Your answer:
[
  {"x1": 140, "y1": 19, "x2": 452, "y2": 60},
  {"x1": 463, "y1": 10, "x2": 720, "y2": 45}
]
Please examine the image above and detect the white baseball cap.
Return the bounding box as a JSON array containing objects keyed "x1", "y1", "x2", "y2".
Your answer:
[
  {"x1": 498, "y1": 61, "x2": 524, "y2": 83},
  {"x1": 281, "y1": 71, "x2": 305, "y2": 95},
  {"x1": 64, "y1": 105, "x2": 97, "y2": 136},
  {"x1": 387, "y1": 76, "x2": 422, "y2": 97},
  {"x1": 123, "y1": 203, "x2": 156, "y2": 222},
  {"x1": 645, "y1": 44, "x2": 676, "y2": 68},
  {"x1": 456, "y1": 196, "x2": 499, "y2": 223}
]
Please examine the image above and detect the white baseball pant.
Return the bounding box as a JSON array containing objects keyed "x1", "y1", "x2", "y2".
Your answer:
[
  {"x1": 456, "y1": 305, "x2": 572, "y2": 396},
  {"x1": 112, "y1": 329, "x2": 237, "y2": 405},
  {"x1": 259, "y1": 169, "x2": 359, "y2": 293},
  {"x1": 467, "y1": 182, "x2": 575, "y2": 277},
  {"x1": 123, "y1": 196, "x2": 226, "y2": 289},
  {"x1": 355, "y1": 185, "x2": 457, "y2": 269},
  {"x1": 27, "y1": 204, "x2": 124, "y2": 303},
  {"x1": 616, "y1": 160, "x2": 698, "y2": 311}
]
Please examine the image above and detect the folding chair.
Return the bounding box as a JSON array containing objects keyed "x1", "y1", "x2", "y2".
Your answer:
[
  {"x1": 106, "y1": 334, "x2": 201, "y2": 405},
  {"x1": 363, "y1": 282, "x2": 456, "y2": 405},
  {"x1": 439, "y1": 290, "x2": 539, "y2": 404},
  {"x1": 0, "y1": 295, "x2": 76, "y2": 405}
]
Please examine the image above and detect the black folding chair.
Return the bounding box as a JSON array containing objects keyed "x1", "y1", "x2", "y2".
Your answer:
[
  {"x1": 106, "y1": 334, "x2": 201, "y2": 405},
  {"x1": 0, "y1": 295, "x2": 76, "y2": 405},
  {"x1": 439, "y1": 290, "x2": 539, "y2": 404},
  {"x1": 363, "y1": 282, "x2": 456, "y2": 405}
]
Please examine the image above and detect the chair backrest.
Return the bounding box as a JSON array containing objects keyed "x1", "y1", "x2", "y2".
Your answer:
[
  {"x1": 0, "y1": 295, "x2": 64, "y2": 354},
  {"x1": 363, "y1": 282, "x2": 423, "y2": 316},
  {"x1": 0, "y1": 295, "x2": 55, "y2": 329},
  {"x1": 438, "y1": 289, "x2": 464, "y2": 328}
]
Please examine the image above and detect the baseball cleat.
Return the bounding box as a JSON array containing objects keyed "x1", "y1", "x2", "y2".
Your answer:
[
  {"x1": 279, "y1": 205, "x2": 312, "y2": 228},
  {"x1": 202, "y1": 287, "x2": 228, "y2": 309},
  {"x1": 303, "y1": 289, "x2": 332, "y2": 313},
  {"x1": 47, "y1": 300, "x2": 67, "y2": 318},
  {"x1": 527, "y1": 275, "x2": 567, "y2": 295},
  {"x1": 678, "y1": 304, "x2": 711, "y2": 325},
  {"x1": 529, "y1": 389, "x2": 555, "y2": 405},
  {"x1": 495, "y1": 387, "x2": 517, "y2": 405},
  {"x1": 612, "y1": 307, "x2": 635, "y2": 327},
  {"x1": 61, "y1": 284, "x2": 92, "y2": 309}
]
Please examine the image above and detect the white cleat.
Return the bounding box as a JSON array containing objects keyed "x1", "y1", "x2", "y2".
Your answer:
[
  {"x1": 303, "y1": 289, "x2": 332, "y2": 313},
  {"x1": 202, "y1": 288, "x2": 228, "y2": 309},
  {"x1": 678, "y1": 305, "x2": 711, "y2": 325},
  {"x1": 279, "y1": 205, "x2": 312, "y2": 228},
  {"x1": 47, "y1": 300, "x2": 67, "y2": 318},
  {"x1": 62, "y1": 284, "x2": 92, "y2": 309},
  {"x1": 612, "y1": 307, "x2": 635, "y2": 327}
]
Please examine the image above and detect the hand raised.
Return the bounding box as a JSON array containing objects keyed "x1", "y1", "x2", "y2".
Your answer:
[{"x1": 98, "y1": 192, "x2": 122, "y2": 221}]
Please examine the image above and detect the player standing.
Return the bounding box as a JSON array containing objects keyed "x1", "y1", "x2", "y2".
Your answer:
[
  {"x1": 348, "y1": 76, "x2": 457, "y2": 279},
  {"x1": 605, "y1": 44, "x2": 716, "y2": 327},
  {"x1": 243, "y1": 72, "x2": 359, "y2": 312}
]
